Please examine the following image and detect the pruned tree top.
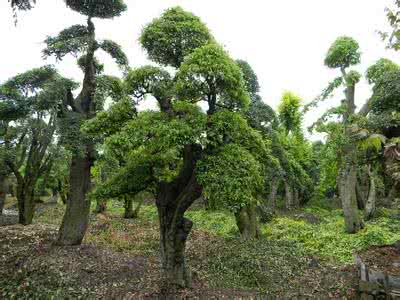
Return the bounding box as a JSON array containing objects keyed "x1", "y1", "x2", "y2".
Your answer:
[
  {"x1": 140, "y1": 6, "x2": 214, "y2": 68},
  {"x1": 64, "y1": 0, "x2": 127, "y2": 19},
  {"x1": 324, "y1": 36, "x2": 361, "y2": 70}
]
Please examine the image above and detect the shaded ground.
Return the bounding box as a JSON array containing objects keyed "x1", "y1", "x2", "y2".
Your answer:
[
  {"x1": 358, "y1": 245, "x2": 400, "y2": 276},
  {"x1": 0, "y1": 200, "x2": 359, "y2": 299}
]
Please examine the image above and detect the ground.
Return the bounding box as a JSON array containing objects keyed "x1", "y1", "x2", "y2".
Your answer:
[{"x1": 1, "y1": 196, "x2": 399, "y2": 299}]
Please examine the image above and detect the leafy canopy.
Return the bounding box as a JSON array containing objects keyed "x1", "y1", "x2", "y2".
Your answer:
[
  {"x1": 324, "y1": 36, "x2": 361, "y2": 69},
  {"x1": 176, "y1": 44, "x2": 250, "y2": 111},
  {"x1": 278, "y1": 91, "x2": 303, "y2": 134},
  {"x1": 64, "y1": 0, "x2": 127, "y2": 19},
  {"x1": 140, "y1": 6, "x2": 214, "y2": 68}
]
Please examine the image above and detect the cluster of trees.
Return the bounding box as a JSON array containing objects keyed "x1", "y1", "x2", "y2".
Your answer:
[{"x1": 2, "y1": 0, "x2": 400, "y2": 292}]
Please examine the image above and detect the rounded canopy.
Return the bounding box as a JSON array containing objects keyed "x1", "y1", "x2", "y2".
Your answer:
[{"x1": 65, "y1": 0, "x2": 127, "y2": 19}]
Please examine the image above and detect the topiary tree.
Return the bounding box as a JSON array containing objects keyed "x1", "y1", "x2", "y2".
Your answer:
[
  {"x1": 309, "y1": 36, "x2": 369, "y2": 233},
  {"x1": 42, "y1": 0, "x2": 128, "y2": 245},
  {"x1": 89, "y1": 7, "x2": 271, "y2": 292}
]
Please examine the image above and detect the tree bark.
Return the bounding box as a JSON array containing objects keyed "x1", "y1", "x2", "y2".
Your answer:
[
  {"x1": 235, "y1": 202, "x2": 261, "y2": 240},
  {"x1": 56, "y1": 153, "x2": 92, "y2": 245},
  {"x1": 16, "y1": 183, "x2": 35, "y2": 225},
  {"x1": 156, "y1": 145, "x2": 202, "y2": 292},
  {"x1": 338, "y1": 162, "x2": 364, "y2": 233},
  {"x1": 123, "y1": 195, "x2": 136, "y2": 219},
  {"x1": 0, "y1": 176, "x2": 6, "y2": 216},
  {"x1": 48, "y1": 188, "x2": 59, "y2": 204},
  {"x1": 94, "y1": 198, "x2": 107, "y2": 214},
  {"x1": 267, "y1": 177, "x2": 279, "y2": 211},
  {"x1": 284, "y1": 180, "x2": 293, "y2": 210},
  {"x1": 364, "y1": 170, "x2": 376, "y2": 221}
]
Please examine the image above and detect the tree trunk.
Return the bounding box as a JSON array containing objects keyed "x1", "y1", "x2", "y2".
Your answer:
[
  {"x1": 123, "y1": 195, "x2": 135, "y2": 219},
  {"x1": 94, "y1": 198, "x2": 107, "y2": 214},
  {"x1": 157, "y1": 202, "x2": 193, "y2": 292},
  {"x1": 293, "y1": 188, "x2": 300, "y2": 208},
  {"x1": 339, "y1": 162, "x2": 364, "y2": 233},
  {"x1": 284, "y1": 180, "x2": 293, "y2": 210},
  {"x1": 56, "y1": 153, "x2": 91, "y2": 246},
  {"x1": 364, "y1": 172, "x2": 376, "y2": 221},
  {"x1": 268, "y1": 177, "x2": 279, "y2": 211},
  {"x1": 48, "y1": 187, "x2": 59, "y2": 204},
  {"x1": 152, "y1": 144, "x2": 202, "y2": 294},
  {"x1": 235, "y1": 202, "x2": 261, "y2": 240},
  {"x1": 16, "y1": 183, "x2": 35, "y2": 225},
  {"x1": 0, "y1": 176, "x2": 6, "y2": 216},
  {"x1": 355, "y1": 181, "x2": 366, "y2": 210}
]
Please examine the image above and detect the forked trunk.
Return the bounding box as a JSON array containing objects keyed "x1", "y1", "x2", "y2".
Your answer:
[
  {"x1": 338, "y1": 162, "x2": 364, "y2": 233},
  {"x1": 0, "y1": 176, "x2": 6, "y2": 215},
  {"x1": 235, "y1": 202, "x2": 261, "y2": 240},
  {"x1": 56, "y1": 153, "x2": 91, "y2": 246}
]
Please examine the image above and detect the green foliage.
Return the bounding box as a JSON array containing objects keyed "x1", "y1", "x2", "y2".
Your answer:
[
  {"x1": 236, "y1": 59, "x2": 260, "y2": 96},
  {"x1": 265, "y1": 208, "x2": 400, "y2": 263},
  {"x1": 380, "y1": 1, "x2": 400, "y2": 50},
  {"x1": 344, "y1": 70, "x2": 361, "y2": 86},
  {"x1": 366, "y1": 58, "x2": 399, "y2": 84},
  {"x1": 324, "y1": 36, "x2": 361, "y2": 69},
  {"x1": 176, "y1": 44, "x2": 250, "y2": 111},
  {"x1": 83, "y1": 97, "x2": 136, "y2": 138},
  {"x1": 370, "y1": 67, "x2": 400, "y2": 113},
  {"x1": 43, "y1": 25, "x2": 90, "y2": 60},
  {"x1": 94, "y1": 75, "x2": 125, "y2": 108},
  {"x1": 78, "y1": 55, "x2": 104, "y2": 74},
  {"x1": 278, "y1": 91, "x2": 303, "y2": 134},
  {"x1": 197, "y1": 144, "x2": 263, "y2": 213},
  {"x1": 64, "y1": 0, "x2": 127, "y2": 19},
  {"x1": 140, "y1": 6, "x2": 213, "y2": 68},
  {"x1": 124, "y1": 66, "x2": 172, "y2": 101},
  {"x1": 99, "y1": 40, "x2": 129, "y2": 71}
]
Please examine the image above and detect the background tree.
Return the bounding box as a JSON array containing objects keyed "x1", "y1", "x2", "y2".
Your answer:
[
  {"x1": 43, "y1": 0, "x2": 128, "y2": 245},
  {"x1": 0, "y1": 66, "x2": 73, "y2": 224}
]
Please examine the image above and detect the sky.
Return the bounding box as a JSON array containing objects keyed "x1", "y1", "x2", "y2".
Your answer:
[{"x1": 0, "y1": 0, "x2": 399, "y2": 139}]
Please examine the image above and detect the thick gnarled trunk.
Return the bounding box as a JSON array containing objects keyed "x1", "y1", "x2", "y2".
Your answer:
[
  {"x1": 157, "y1": 201, "x2": 193, "y2": 290},
  {"x1": 155, "y1": 145, "x2": 202, "y2": 292},
  {"x1": 338, "y1": 162, "x2": 364, "y2": 233},
  {"x1": 56, "y1": 153, "x2": 91, "y2": 245},
  {"x1": 235, "y1": 202, "x2": 261, "y2": 240}
]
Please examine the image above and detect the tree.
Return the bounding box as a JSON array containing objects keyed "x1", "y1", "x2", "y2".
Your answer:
[
  {"x1": 43, "y1": 0, "x2": 128, "y2": 245},
  {"x1": 310, "y1": 36, "x2": 367, "y2": 233},
  {"x1": 90, "y1": 7, "x2": 270, "y2": 292},
  {"x1": 0, "y1": 66, "x2": 73, "y2": 224},
  {"x1": 236, "y1": 60, "x2": 282, "y2": 214}
]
